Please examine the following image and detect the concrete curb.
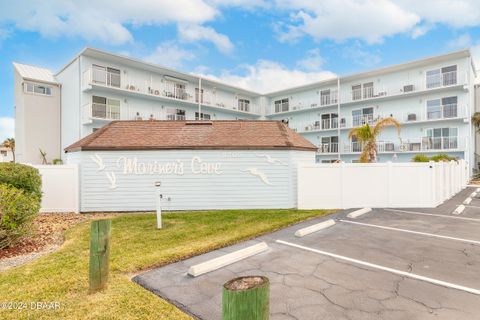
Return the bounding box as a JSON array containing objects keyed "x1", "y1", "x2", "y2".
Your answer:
[
  {"x1": 471, "y1": 192, "x2": 477, "y2": 198},
  {"x1": 295, "y1": 219, "x2": 335, "y2": 237},
  {"x1": 453, "y1": 205, "x2": 466, "y2": 215},
  {"x1": 477, "y1": 188, "x2": 480, "y2": 193},
  {"x1": 464, "y1": 197, "x2": 472, "y2": 205},
  {"x1": 187, "y1": 242, "x2": 269, "y2": 277},
  {"x1": 347, "y1": 208, "x2": 372, "y2": 219}
]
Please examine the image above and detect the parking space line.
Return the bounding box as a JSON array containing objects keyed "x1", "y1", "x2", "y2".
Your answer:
[
  {"x1": 339, "y1": 220, "x2": 480, "y2": 245},
  {"x1": 384, "y1": 209, "x2": 480, "y2": 222},
  {"x1": 276, "y1": 240, "x2": 480, "y2": 296},
  {"x1": 464, "y1": 205, "x2": 480, "y2": 209}
]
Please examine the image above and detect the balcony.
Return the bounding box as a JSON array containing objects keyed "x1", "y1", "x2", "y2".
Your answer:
[
  {"x1": 82, "y1": 67, "x2": 261, "y2": 115},
  {"x1": 401, "y1": 104, "x2": 465, "y2": 123},
  {"x1": 82, "y1": 103, "x2": 121, "y2": 124},
  {"x1": 317, "y1": 143, "x2": 339, "y2": 154},
  {"x1": 342, "y1": 136, "x2": 465, "y2": 154}
]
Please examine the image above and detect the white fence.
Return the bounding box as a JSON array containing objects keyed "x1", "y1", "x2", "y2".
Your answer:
[
  {"x1": 33, "y1": 165, "x2": 79, "y2": 213},
  {"x1": 297, "y1": 160, "x2": 468, "y2": 209}
]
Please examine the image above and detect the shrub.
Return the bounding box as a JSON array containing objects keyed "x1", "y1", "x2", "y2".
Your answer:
[
  {"x1": 0, "y1": 184, "x2": 41, "y2": 249},
  {"x1": 0, "y1": 163, "x2": 42, "y2": 199},
  {"x1": 411, "y1": 154, "x2": 430, "y2": 162},
  {"x1": 430, "y1": 153, "x2": 458, "y2": 162}
]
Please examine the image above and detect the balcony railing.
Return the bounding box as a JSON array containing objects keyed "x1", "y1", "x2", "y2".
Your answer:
[
  {"x1": 82, "y1": 67, "x2": 260, "y2": 114},
  {"x1": 82, "y1": 103, "x2": 121, "y2": 123},
  {"x1": 426, "y1": 71, "x2": 457, "y2": 89},
  {"x1": 317, "y1": 143, "x2": 339, "y2": 154},
  {"x1": 342, "y1": 136, "x2": 464, "y2": 154},
  {"x1": 166, "y1": 114, "x2": 186, "y2": 121}
]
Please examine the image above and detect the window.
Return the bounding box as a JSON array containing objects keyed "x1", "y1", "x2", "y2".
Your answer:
[
  {"x1": 91, "y1": 65, "x2": 121, "y2": 88},
  {"x1": 352, "y1": 107, "x2": 374, "y2": 127},
  {"x1": 167, "y1": 108, "x2": 186, "y2": 120},
  {"x1": 91, "y1": 96, "x2": 120, "y2": 120},
  {"x1": 427, "y1": 96, "x2": 458, "y2": 120},
  {"x1": 321, "y1": 113, "x2": 338, "y2": 130},
  {"x1": 321, "y1": 90, "x2": 331, "y2": 106},
  {"x1": 363, "y1": 82, "x2": 374, "y2": 99},
  {"x1": 1, "y1": 150, "x2": 6, "y2": 156},
  {"x1": 195, "y1": 88, "x2": 204, "y2": 103},
  {"x1": 24, "y1": 82, "x2": 52, "y2": 96},
  {"x1": 238, "y1": 99, "x2": 250, "y2": 112},
  {"x1": 320, "y1": 136, "x2": 339, "y2": 153},
  {"x1": 195, "y1": 112, "x2": 211, "y2": 120},
  {"x1": 351, "y1": 135, "x2": 362, "y2": 153},
  {"x1": 426, "y1": 65, "x2": 457, "y2": 89},
  {"x1": 352, "y1": 84, "x2": 361, "y2": 101},
  {"x1": 274, "y1": 98, "x2": 289, "y2": 113},
  {"x1": 425, "y1": 127, "x2": 458, "y2": 150}
]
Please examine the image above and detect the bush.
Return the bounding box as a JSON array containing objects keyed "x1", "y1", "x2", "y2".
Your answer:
[
  {"x1": 0, "y1": 163, "x2": 42, "y2": 199},
  {"x1": 0, "y1": 184, "x2": 41, "y2": 249},
  {"x1": 430, "y1": 153, "x2": 457, "y2": 162},
  {"x1": 411, "y1": 154, "x2": 430, "y2": 162}
]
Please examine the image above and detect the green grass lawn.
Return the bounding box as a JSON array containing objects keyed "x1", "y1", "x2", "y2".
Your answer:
[{"x1": 0, "y1": 209, "x2": 333, "y2": 320}]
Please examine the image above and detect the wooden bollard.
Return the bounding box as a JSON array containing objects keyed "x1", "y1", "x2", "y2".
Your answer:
[
  {"x1": 222, "y1": 276, "x2": 269, "y2": 320},
  {"x1": 89, "y1": 219, "x2": 112, "y2": 293}
]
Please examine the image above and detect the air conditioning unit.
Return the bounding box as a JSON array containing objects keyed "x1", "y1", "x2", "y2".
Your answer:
[
  {"x1": 403, "y1": 84, "x2": 414, "y2": 93},
  {"x1": 407, "y1": 113, "x2": 417, "y2": 121}
]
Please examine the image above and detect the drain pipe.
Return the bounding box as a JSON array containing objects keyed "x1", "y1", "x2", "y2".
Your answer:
[
  {"x1": 337, "y1": 77, "x2": 341, "y2": 161},
  {"x1": 155, "y1": 181, "x2": 162, "y2": 229}
]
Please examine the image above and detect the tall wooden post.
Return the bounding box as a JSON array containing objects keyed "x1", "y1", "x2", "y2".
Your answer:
[
  {"x1": 89, "y1": 219, "x2": 112, "y2": 293},
  {"x1": 222, "y1": 276, "x2": 269, "y2": 320}
]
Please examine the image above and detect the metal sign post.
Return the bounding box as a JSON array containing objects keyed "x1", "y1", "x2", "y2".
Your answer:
[{"x1": 154, "y1": 181, "x2": 162, "y2": 229}]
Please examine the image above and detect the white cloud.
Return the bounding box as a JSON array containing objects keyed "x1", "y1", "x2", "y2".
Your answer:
[
  {"x1": 0, "y1": 0, "x2": 217, "y2": 45},
  {"x1": 296, "y1": 49, "x2": 325, "y2": 71},
  {"x1": 178, "y1": 24, "x2": 233, "y2": 53},
  {"x1": 144, "y1": 42, "x2": 195, "y2": 69},
  {"x1": 275, "y1": 0, "x2": 480, "y2": 43},
  {"x1": 276, "y1": 0, "x2": 419, "y2": 44},
  {"x1": 207, "y1": 0, "x2": 270, "y2": 9},
  {"x1": 448, "y1": 34, "x2": 472, "y2": 49},
  {"x1": 0, "y1": 117, "x2": 14, "y2": 142},
  {"x1": 201, "y1": 60, "x2": 336, "y2": 93},
  {"x1": 342, "y1": 43, "x2": 382, "y2": 67}
]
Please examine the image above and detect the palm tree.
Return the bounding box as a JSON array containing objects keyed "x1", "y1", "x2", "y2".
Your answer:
[
  {"x1": 2, "y1": 138, "x2": 15, "y2": 163},
  {"x1": 348, "y1": 117, "x2": 401, "y2": 163},
  {"x1": 472, "y1": 112, "x2": 480, "y2": 131}
]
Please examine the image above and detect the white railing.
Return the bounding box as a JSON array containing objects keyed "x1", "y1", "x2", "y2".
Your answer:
[
  {"x1": 320, "y1": 91, "x2": 338, "y2": 106},
  {"x1": 82, "y1": 103, "x2": 120, "y2": 123},
  {"x1": 83, "y1": 67, "x2": 260, "y2": 114},
  {"x1": 317, "y1": 143, "x2": 339, "y2": 154},
  {"x1": 166, "y1": 114, "x2": 186, "y2": 120},
  {"x1": 342, "y1": 136, "x2": 464, "y2": 154},
  {"x1": 402, "y1": 104, "x2": 464, "y2": 123},
  {"x1": 426, "y1": 71, "x2": 458, "y2": 89}
]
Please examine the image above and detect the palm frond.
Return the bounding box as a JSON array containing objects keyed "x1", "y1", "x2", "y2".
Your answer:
[{"x1": 372, "y1": 117, "x2": 401, "y2": 137}]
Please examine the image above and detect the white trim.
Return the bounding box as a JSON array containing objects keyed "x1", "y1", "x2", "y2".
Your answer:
[{"x1": 276, "y1": 240, "x2": 480, "y2": 296}]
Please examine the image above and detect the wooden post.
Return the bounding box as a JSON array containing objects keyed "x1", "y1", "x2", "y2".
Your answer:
[
  {"x1": 222, "y1": 276, "x2": 269, "y2": 320},
  {"x1": 89, "y1": 219, "x2": 112, "y2": 293}
]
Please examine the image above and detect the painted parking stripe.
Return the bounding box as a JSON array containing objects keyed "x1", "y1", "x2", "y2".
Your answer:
[
  {"x1": 339, "y1": 219, "x2": 480, "y2": 245},
  {"x1": 384, "y1": 209, "x2": 480, "y2": 222},
  {"x1": 276, "y1": 240, "x2": 480, "y2": 296}
]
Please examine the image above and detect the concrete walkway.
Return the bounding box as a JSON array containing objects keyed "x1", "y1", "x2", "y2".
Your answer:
[{"x1": 134, "y1": 187, "x2": 480, "y2": 320}]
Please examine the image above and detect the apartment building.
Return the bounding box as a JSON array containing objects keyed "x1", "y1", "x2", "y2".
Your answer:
[{"x1": 13, "y1": 48, "x2": 478, "y2": 172}]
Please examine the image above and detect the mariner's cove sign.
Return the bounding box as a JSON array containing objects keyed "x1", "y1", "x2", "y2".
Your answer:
[
  {"x1": 89, "y1": 152, "x2": 284, "y2": 190},
  {"x1": 117, "y1": 156, "x2": 223, "y2": 175}
]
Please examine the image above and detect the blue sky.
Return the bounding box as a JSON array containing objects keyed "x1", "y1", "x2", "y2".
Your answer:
[{"x1": 1, "y1": 0, "x2": 480, "y2": 140}]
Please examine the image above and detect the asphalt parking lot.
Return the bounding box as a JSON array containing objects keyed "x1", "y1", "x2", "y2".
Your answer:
[{"x1": 134, "y1": 187, "x2": 480, "y2": 320}]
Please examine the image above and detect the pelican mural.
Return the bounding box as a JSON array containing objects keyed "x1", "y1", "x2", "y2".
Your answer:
[
  {"x1": 90, "y1": 153, "x2": 106, "y2": 171},
  {"x1": 242, "y1": 168, "x2": 273, "y2": 185},
  {"x1": 256, "y1": 154, "x2": 288, "y2": 166},
  {"x1": 105, "y1": 171, "x2": 117, "y2": 190}
]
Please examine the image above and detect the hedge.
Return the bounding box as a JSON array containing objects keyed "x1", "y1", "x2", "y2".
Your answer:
[
  {"x1": 0, "y1": 163, "x2": 42, "y2": 199},
  {"x1": 0, "y1": 184, "x2": 41, "y2": 249}
]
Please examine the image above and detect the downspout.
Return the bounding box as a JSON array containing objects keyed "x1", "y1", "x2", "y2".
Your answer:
[
  {"x1": 337, "y1": 77, "x2": 341, "y2": 161},
  {"x1": 198, "y1": 76, "x2": 202, "y2": 118}
]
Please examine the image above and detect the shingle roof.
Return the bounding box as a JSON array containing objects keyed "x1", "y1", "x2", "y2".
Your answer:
[
  {"x1": 65, "y1": 120, "x2": 317, "y2": 152},
  {"x1": 13, "y1": 62, "x2": 58, "y2": 84}
]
